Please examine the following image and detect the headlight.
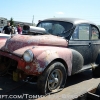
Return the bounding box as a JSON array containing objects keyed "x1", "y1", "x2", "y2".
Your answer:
[{"x1": 23, "y1": 49, "x2": 34, "y2": 62}]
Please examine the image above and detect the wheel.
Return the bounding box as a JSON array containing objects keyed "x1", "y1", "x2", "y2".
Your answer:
[
  {"x1": 0, "y1": 57, "x2": 11, "y2": 76},
  {"x1": 37, "y1": 62, "x2": 67, "y2": 95},
  {"x1": 92, "y1": 66, "x2": 100, "y2": 77}
]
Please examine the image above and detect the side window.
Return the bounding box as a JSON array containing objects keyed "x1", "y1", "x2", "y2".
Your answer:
[
  {"x1": 72, "y1": 24, "x2": 89, "y2": 40},
  {"x1": 79, "y1": 24, "x2": 89, "y2": 40},
  {"x1": 91, "y1": 26, "x2": 99, "y2": 40},
  {"x1": 71, "y1": 26, "x2": 79, "y2": 39}
]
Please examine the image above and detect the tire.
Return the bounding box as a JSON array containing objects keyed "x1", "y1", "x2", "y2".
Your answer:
[
  {"x1": 92, "y1": 66, "x2": 100, "y2": 77},
  {"x1": 37, "y1": 62, "x2": 67, "y2": 95}
]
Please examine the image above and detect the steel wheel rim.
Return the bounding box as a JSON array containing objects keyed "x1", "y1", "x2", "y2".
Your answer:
[{"x1": 48, "y1": 69, "x2": 63, "y2": 91}]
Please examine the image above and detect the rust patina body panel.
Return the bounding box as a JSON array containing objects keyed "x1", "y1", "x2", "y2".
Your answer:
[
  {"x1": 0, "y1": 18, "x2": 100, "y2": 94},
  {"x1": 0, "y1": 38, "x2": 7, "y2": 49},
  {"x1": 1, "y1": 35, "x2": 68, "y2": 54},
  {"x1": 0, "y1": 35, "x2": 72, "y2": 75}
]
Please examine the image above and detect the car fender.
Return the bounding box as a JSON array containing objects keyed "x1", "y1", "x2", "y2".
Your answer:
[
  {"x1": 31, "y1": 47, "x2": 80, "y2": 76},
  {"x1": 71, "y1": 49, "x2": 84, "y2": 74},
  {"x1": 30, "y1": 47, "x2": 72, "y2": 75},
  {"x1": 95, "y1": 49, "x2": 100, "y2": 64}
]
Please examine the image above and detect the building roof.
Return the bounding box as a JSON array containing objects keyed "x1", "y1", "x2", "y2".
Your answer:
[{"x1": 0, "y1": 17, "x2": 7, "y2": 20}]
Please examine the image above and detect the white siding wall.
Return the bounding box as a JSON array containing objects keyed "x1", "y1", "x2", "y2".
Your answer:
[{"x1": 0, "y1": 17, "x2": 7, "y2": 28}]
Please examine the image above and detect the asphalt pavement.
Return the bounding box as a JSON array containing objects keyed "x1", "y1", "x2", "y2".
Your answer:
[{"x1": 0, "y1": 69, "x2": 100, "y2": 100}]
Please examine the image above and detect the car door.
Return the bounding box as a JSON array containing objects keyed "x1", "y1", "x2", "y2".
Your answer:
[
  {"x1": 69, "y1": 24, "x2": 92, "y2": 65},
  {"x1": 90, "y1": 25, "x2": 100, "y2": 63}
]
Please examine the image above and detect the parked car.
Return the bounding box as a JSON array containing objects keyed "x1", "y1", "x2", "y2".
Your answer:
[
  {"x1": 0, "y1": 18, "x2": 100, "y2": 95},
  {"x1": 0, "y1": 28, "x2": 2, "y2": 33},
  {"x1": 22, "y1": 25, "x2": 29, "y2": 34},
  {"x1": 0, "y1": 33, "x2": 10, "y2": 38},
  {"x1": 0, "y1": 27, "x2": 4, "y2": 33}
]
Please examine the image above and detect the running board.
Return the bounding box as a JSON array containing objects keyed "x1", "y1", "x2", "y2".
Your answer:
[{"x1": 75, "y1": 63, "x2": 99, "y2": 74}]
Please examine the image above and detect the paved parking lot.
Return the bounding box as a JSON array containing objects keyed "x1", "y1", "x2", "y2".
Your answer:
[{"x1": 0, "y1": 69, "x2": 100, "y2": 100}]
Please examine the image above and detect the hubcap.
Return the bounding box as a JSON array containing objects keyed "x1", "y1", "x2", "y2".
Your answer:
[{"x1": 48, "y1": 69, "x2": 63, "y2": 91}]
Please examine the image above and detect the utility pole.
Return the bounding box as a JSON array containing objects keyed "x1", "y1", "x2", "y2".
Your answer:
[{"x1": 32, "y1": 15, "x2": 34, "y2": 26}]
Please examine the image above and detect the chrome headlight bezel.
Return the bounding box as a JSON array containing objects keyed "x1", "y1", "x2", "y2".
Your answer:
[{"x1": 23, "y1": 49, "x2": 34, "y2": 63}]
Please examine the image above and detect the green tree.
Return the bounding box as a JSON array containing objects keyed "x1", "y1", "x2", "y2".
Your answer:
[{"x1": 9, "y1": 17, "x2": 14, "y2": 26}]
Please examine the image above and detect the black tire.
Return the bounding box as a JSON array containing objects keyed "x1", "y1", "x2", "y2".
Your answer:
[
  {"x1": 92, "y1": 66, "x2": 100, "y2": 77},
  {"x1": 37, "y1": 62, "x2": 67, "y2": 95}
]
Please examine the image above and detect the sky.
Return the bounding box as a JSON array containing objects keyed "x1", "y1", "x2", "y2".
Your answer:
[{"x1": 0, "y1": 0, "x2": 100, "y2": 25}]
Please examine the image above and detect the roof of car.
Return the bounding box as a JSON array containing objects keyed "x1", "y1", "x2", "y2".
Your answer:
[{"x1": 42, "y1": 18, "x2": 96, "y2": 25}]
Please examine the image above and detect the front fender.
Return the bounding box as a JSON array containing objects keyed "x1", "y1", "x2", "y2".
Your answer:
[
  {"x1": 31, "y1": 47, "x2": 73, "y2": 76},
  {"x1": 17, "y1": 47, "x2": 83, "y2": 76}
]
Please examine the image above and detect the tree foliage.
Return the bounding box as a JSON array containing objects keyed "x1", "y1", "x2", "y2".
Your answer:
[{"x1": 9, "y1": 17, "x2": 14, "y2": 26}]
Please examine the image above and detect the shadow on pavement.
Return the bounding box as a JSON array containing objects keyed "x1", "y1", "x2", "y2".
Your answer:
[
  {"x1": 66, "y1": 69, "x2": 93, "y2": 87},
  {"x1": 0, "y1": 69, "x2": 98, "y2": 100}
]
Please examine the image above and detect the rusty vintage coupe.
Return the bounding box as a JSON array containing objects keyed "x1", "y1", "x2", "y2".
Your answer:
[{"x1": 0, "y1": 18, "x2": 100, "y2": 94}]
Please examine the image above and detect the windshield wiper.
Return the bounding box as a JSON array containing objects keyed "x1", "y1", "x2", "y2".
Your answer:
[{"x1": 62, "y1": 27, "x2": 75, "y2": 38}]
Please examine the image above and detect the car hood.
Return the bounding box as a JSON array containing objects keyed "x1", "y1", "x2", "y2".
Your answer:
[
  {"x1": 1, "y1": 34, "x2": 68, "y2": 56},
  {"x1": 0, "y1": 34, "x2": 10, "y2": 49},
  {"x1": 0, "y1": 39, "x2": 7, "y2": 49}
]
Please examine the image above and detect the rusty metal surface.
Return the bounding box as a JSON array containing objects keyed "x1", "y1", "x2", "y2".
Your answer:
[
  {"x1": 0, "y1": 38, "x2": 7, "y2": 49},
  {"x1": 0, "y1": 20, "x2": 99, "y2": 98},
  {"x1": 1, "y1": 34, "x2": 68, "y2": 54},
  {"x1": 0, "y1": 34, "x2": 73, "y2": 75},
  {"x1": 0, "y1": 45, "x2": 73, "y2": 75},
  {"x1": 29, "y1": 46, "x2": 72, "y2": 75}
]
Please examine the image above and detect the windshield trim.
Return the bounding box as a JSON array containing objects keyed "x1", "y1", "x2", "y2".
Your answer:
[{"x1": 37, "y1": 20, "x2": 74, "y2": 37}]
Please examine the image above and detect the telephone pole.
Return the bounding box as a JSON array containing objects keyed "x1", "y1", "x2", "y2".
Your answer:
[{"x1": 32, "y1": 15, "x2": 34, "y2": 26}]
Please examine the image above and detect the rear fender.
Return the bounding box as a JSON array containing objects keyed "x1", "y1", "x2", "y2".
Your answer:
[
  {"x1": 95, "y1": 50, "x2": 100, "y2": 64},
  {"x1": 71, "y1": 49, "x2": 84, "y2": 74}
]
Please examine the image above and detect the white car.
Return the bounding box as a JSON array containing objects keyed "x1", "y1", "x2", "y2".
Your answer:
[
  {"x1": 0, "y1": 33, "x2": 11, "y2": 38},
  {"x1": 0, "y1": 27, "x2": 3, "y2": 33}
]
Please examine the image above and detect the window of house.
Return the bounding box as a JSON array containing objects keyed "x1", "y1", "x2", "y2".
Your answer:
[{"x1": 1, "y1": 20, "x2": 3, "y2": 24}]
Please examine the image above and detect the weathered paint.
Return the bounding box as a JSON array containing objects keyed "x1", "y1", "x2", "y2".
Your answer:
[
  {"x1": 0, "y1": 38, "x2": 7, "y2": 49},
  {"x1": 0, "y1": 35, "x2": 73, "y2": 76},
  {"x1": 20, "y1": 46, "x2": 72, "y2": 76},
  {"x1": 1, "y1": 34, "x2": 68, "y2": 54},
  {"x1": 30, "y1": 46, "x2": 72, "y2": 75}
]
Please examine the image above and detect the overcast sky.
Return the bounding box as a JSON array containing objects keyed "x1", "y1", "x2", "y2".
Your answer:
[{"x1": 0, "y1": 0, "x2": 100, "y2": 25}]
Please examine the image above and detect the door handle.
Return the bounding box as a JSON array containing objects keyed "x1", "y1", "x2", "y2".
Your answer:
[{"x1": 89, "y1": 43, "x2": 91, "y2": 47}]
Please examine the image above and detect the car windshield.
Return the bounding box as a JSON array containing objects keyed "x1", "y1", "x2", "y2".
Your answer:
[{"x1": 37, "y1": 21, "x2": 73, "y2": 37}]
